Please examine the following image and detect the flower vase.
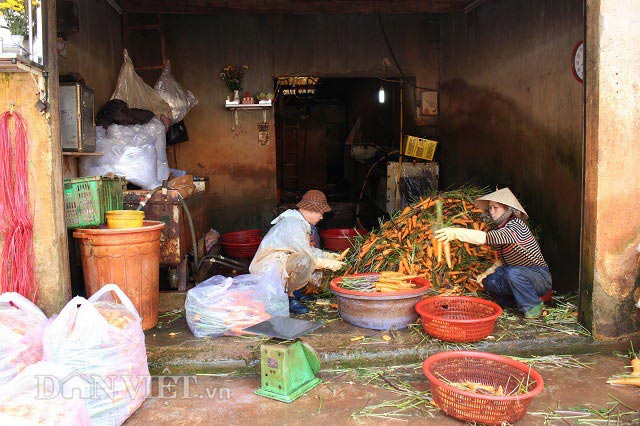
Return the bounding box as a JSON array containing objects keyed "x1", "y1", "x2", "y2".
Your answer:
[{"x1": 233, "y1": 90, "x2": 240, "y2": 102}]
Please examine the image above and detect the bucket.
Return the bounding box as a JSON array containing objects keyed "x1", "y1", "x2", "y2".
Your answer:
[
  {"x1": 73, "y1": 221, "x2": 165, "y2": 330},
  {"x1": 105, "y1": 210, "x2": 145, "y2": 229}
]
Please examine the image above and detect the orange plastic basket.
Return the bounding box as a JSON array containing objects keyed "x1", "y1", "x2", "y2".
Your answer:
[
  {"x1": 415, "y1": 296, "x2": 502, "y2": 343},
  {"x1": 423, "y1": 351, "x2": 544, "y2": 424}
]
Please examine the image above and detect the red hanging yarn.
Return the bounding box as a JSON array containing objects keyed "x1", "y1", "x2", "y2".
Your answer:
[{"x1": 0, "y1": 111, "x2": 36, "y2": 301}]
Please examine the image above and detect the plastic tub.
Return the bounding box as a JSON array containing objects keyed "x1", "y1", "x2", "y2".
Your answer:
[
  {"x1": 105, "y1": 210, "x2": 145, "y2": 229},
  {"x1": 320, "y1": 228, "x2": 367, "y2": 251},
  {"x1": 422, "y1": 351, "x2": 544, "y2": 424},
  {"x1": 220, "y1": 230, "x2": 262, "y2": 259},
  {"x1": 220, "y1": 229, "x2": 262, "y2": 244},
  {"x1": 415, "y1": 296, "x2": 502, "y2": 343},
  {"x1": 73, "y1": 221, "x2": 165, "y2": 330},
  {"x1": 330, "y1": 273, "x2": 431, "y2": 330}
]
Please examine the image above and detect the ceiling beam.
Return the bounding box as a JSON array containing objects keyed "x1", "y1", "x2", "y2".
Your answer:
[{"x1": 122, "y1": 0, "x2": 472, "y2": 15}]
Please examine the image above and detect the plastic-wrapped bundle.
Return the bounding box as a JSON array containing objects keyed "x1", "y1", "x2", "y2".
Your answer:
[
  {"x1": 186, "y1": 267, "x2": 289, "y2": 337},
  {"x1": 154, "y1": 61, "x2": 198, "y2": 123},
  {"x1": 42, "y1": 285, "x2": 149, "y2": 426},
  {"x1": 0, "y1": 292, "x2": 46, "y2": 386},
  {"x1": 80, "y1": 118, "x2": 169, "y2": 189},
  {"x1": 0, "y1": 362, "x2": 91, "y2": 426},
  {"x1": 111, "y1": 50, "x2": 172, "y2": 119}
]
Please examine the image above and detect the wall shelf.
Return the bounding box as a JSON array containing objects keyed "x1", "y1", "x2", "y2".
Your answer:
[
  {"x1": 225, "y1": 100, "x2": 272, "y2": 130},
  {"x1": 225, "y1": 100, "x2": 272, "y2": 110},
  {"x1": 62, "y1": 151, "x2": 104, "y2": 156}
]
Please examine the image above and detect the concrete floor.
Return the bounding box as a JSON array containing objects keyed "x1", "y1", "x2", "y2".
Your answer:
[
  {"x1": 133, "y1": 290, "x2": 640, "y2": 424},
  {"x1": 126, "y1": 354, "x2": 640, "y2": 425}
]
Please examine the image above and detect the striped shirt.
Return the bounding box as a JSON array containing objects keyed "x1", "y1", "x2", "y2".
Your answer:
[{"x1": 485, "y1": 217, "x2": 548, "y2": 268}]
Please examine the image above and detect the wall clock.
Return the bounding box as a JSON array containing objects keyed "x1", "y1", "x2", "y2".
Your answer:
[{"x1": 571, "y1": 40, "x2": 584, "y2": 83}]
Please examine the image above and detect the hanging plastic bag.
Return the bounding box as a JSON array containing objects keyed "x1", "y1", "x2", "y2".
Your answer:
[
  {"x1": 186, "y1": 266, "x2": 289, "y2": 337},
  {"x1": 111, "y1": 50, "x2": 172, "y2": 119},
  {"x1": 80, "y1": 118, "x2": 169, "y2": 189},
  {"x1": 0, "y1": 362, "x2": 91, "y2": 425},
  {"x1": 0, "y1": 293, "x2": 47, "y2": 386},
  {"x1": 154, "y1": 60, "x2": 198, "y2": 123},
  {"x1": 42, "y1": 284, "x2": 149, "y2": 426}
]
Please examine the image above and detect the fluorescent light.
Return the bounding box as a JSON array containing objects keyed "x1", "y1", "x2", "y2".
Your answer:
[{"x1": 378, "y1": 86, "x2": 385, "y2": 104}]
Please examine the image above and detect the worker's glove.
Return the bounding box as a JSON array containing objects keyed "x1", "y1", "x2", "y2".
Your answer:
[
  {"x1": 314, "y1": 257, "x2": 346, "y2": 271},
  {"x1": 322, "y1": 251, "x2": 340, "y2": 260},
  {"x1": 435, "y1": 227, "x2": 487, "y2": 245},
  {"x1": 475, "y1": 261, "x2": 501, "y2": 284}
]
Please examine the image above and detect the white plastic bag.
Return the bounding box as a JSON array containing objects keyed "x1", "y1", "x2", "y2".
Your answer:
[
  {"x1": 154, "y1": 60, "x2": 198, "y2": 123},
  {"x1": 111, "y1": 50, "x2": 172, "y2": 119},
  {"x1": 0, "y1": 293, "x2": 47, "y2": 386},
  {"x1": 42, "y1": 284, "x2": 149, "y2": 426},
  {"x1": 80, "y1": 118, "x2": 169, "y2": 189},
  {"x1": 186, "y1": 267, "x2": 289, "y2": 337},
  {"x1": 0, "y1": 362, "x2": 91, "y2": 425}
]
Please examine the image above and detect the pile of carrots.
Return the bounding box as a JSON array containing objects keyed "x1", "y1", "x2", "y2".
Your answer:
[
  {"x1": 343, "y1": 189, "x2": 497, "y2": 294},
  {"x1": 607, "y1": 356, "x2": 640, "y2": 387},
  {"x1": 338, "y1": 272, "x2": 421, "y2": 293}
]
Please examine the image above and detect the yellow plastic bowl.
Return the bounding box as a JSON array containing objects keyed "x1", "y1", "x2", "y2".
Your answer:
[{"x1": 105, "y1": 210, "x2": 145, "y2": 229}]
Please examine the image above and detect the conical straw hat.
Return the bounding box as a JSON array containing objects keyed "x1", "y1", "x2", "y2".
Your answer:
[{"x1": 474, "y1": 188, "x2": 528, "y2": 220}]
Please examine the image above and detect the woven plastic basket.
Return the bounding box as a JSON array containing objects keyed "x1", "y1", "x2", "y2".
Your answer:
[
  {"x1": 64, "y1": 176, "x2": 126, "y2": 229},
  {"x1": 423, "y1": 351, "x2": 544, "y2": 424},
  {"x1": 64, "y1": 176, "x2": 102, "y2": 229},
  {"x1": 415, "y1": 296, "x2": 502, "y2": 343}
]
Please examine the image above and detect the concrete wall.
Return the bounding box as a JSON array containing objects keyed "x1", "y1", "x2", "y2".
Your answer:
[
  {"x1": 58, "y1": 0, "x2": 123, "y2": 107},
  {"x1": 0, "y1": 0, "x2": 70, "y2": 315},
  {"x1": 163, "y1": 14, "x2": 439, "y2": 231},
  {"x1": 439, "y1": 1, "x2": 584, "y2": 293},
  {"x1": 583, "y1": 0, "x2": 640, "y2": 338}
]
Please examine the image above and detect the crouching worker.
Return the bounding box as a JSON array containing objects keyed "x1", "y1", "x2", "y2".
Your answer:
[
  {"x1": 435, "y1": 188, "x2": 551, "y2": 319},
  {"x1": 249, "y1": 190, "x2": 345, "y2": 314}
]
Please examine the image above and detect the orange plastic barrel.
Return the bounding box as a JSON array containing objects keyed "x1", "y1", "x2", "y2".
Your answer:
[{"x1": 73, "y1": 221, "x2": 165, "y2": 330}]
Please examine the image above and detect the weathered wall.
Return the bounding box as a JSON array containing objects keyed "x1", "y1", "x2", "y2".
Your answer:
[
  {"x1": 439, "y1": 1, "x2": 584, "y2": 293},
  {"x1": 0, "y1": 0, "x2": 70, "y2": 315},
  {"x1": 583, "y1": 0, "x2": 640, "y2": 338},
  {"x1": 163, "y1": 14, "x2": 439, "y2": 231},
  {"x1": 58, "y1": 0, "x2": 123, "y2": 107}
]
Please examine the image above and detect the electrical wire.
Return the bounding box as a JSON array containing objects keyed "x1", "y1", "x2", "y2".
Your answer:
[
  {"x1": 0, "y1": 111, "x2": 36, "y2": 301},
  {"x1": 376, "y1": 14, "x2": 436, "y2": 91}
]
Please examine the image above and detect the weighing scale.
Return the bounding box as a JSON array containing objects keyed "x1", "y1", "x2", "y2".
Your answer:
[{"x1": 244, "y1": 316, "x2": 323, "y2": 403}]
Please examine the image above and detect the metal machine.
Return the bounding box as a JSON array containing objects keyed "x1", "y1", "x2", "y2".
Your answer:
[{"x1": 123, "y1": 182, "x2": 209, "y2": 290}]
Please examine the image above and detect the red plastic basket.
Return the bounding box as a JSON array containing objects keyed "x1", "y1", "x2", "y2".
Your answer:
[
  {"x1": 415, "y1": 296, "x2": 502, "y2": 343},
  {"x1": 423, "y1": 351, "x2": 544, "y2": 424},
  {"x1": 220, "y1": 230, "x2": 262, "y2": 259},
  {"x1": 320, "y1": 228, "x2": 367, "y2": 251}
]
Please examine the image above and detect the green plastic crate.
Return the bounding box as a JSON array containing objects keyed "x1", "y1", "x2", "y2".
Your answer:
[
  {"x1": 64, "y1": 176, "x2": 102, "y2": 229},
  {"x1": 100, "y1": 176, "x2": 126, "y2": 219},
  {"x1": 64, "y1": 176, "x2": 126, "y2": 229}
]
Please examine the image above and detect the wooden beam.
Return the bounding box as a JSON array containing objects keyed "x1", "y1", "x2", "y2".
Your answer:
[{"x1": 122, "y1": 0, "x2": 472, "y2": 15}]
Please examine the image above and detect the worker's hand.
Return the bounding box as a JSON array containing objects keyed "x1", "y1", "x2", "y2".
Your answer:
[
  {"x1": 322, "y1": 251, "x2": 340, "y2": 260},
  {"x1": 475, "y1": 261, "x2": 501, "y2": 284},
  {"x1": 314, "y1": 257, "x2": 346, "y2": 271},
  {"x1": 435, "y1": 227, "x2": 487, "y2": 245}
]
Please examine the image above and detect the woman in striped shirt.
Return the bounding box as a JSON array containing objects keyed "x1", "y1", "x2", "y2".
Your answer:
[{"x1": 435, "y1": 188, "x2": 551, "y2": 319}]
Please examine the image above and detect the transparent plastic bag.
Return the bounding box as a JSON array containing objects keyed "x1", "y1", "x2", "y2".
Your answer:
[
  {"x1": 0, "y1": 362, "x2": 91, "y2": 426},
  {"x1": 42, "y1": 284, "x2": 149, "y2": 426},
  {"x1": 154, "y1": 60, "x2": 198, "y2": 123},
  {"x1": 0, "y1": 293, "x2": 47, "y2": 386},
  {"x1": 80, "y1": 118, "x2": 169, "y2": 189},
  {"x1": 111, "y1": 50, "x2": 172, "y2": 119},
  {"x1": 186, "y1": 267, "x2": 289, "y2": 338},
  {"x1": 389, "y1": 161, "x2": 439, "y2": 213}
]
